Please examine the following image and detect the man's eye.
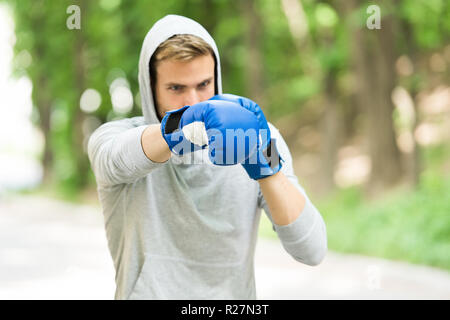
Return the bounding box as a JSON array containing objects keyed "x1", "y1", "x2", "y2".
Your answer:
[
  {"x1": 199, "y1": 81, "x2": 210, "y2": 88},
  {"x1": 169, "y1": 86, "x2": 181, "y2": 91}
]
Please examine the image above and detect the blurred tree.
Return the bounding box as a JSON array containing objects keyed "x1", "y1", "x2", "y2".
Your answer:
[
  {"x1": 342, "y1": 0, "x2": 403, "y2": 195},
  {"x1": 310, "y1": 1, "x2": 347, "y2": 194},
  {"x1": 3, "y1": 0, "x2": 449, "y2": 199},
  {"x1": 72, "y1": 0, "x2": 89, "y2": 188},
  {"x1": 396, "y1": 0, "x2": 450, "y2": 186},
  {"x1": 241, "y1": 0, "x2": 266, "y2": 105}
]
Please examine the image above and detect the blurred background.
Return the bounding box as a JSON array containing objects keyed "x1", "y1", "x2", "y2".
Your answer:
[{"x1": 0, "y1": 0, "x2": 449, "y2": 299}]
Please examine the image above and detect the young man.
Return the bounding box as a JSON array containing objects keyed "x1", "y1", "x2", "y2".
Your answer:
[{"x1": 88, "y1": 14, "x2": 327, "y2": 300}]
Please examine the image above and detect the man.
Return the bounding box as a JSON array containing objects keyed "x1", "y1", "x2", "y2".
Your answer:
[{"x1": 88, "y1": 14, "x2": 327, "y2": 300}]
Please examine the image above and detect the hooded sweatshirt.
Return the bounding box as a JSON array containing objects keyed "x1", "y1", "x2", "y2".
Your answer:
[{"x1": 88, "y1": 14, "x2": 327, "y2": 300}]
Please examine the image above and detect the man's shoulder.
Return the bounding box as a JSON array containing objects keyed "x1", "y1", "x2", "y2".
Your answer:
[
  {"x1": 104, "y1": 115, "x2": 146, "y2": 126},
  {"x1": 88, "y1": 116, "x2": 147, "y2": 150},
  {"x1": 95, "y1": 116, "x2": 147, "y2": 132}
]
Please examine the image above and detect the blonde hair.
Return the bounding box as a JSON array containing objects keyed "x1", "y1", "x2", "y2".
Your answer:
[{"x1": 150, "y1": 34, "x2": 216, "y2": 86}]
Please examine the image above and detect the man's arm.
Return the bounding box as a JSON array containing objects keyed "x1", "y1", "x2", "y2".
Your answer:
[
  {"x1": 141, "y1": 124, "x2": 171, "y2": 163},
  {"x1": 257, "y1": 125, "x2": 327, "y2": 266},
  {"x1": 259, "y1": 167, "x2": 328, "y2": 266},
  {"x1": 258, "y1": 171, "x2": 306, "y2": 226},
  {"x1": 87, "y1": 119, "x2": 169, "y2": 187}
]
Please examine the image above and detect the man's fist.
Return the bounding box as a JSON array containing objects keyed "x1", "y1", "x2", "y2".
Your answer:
[
  {"x1": 160, "y1": 99, "x2": 262, "y2": 165},
  {"x1": 209, "y1": 94, "x2": 283, "y2": 180}
]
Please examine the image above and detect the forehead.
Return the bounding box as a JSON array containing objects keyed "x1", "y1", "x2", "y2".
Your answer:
[{"x1": 156, "y1": 54, "x2": 215, "y2": 85}]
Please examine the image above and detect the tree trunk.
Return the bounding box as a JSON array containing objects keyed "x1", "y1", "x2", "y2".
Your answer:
[
  {"x1": 344, "y1": 0, "x2": 403, "y2": 195},
  {"x1": 71, "y1": 0, "x2": 90, "y2": 188},
  {"x1": 400, "y1": 16, "x2": 423, "y2": 188},
  {"x1": 319, "y1": 69, "x2": 342, "y2": 194},
  {"x1": 34, "y1": 76, "x2": 53, "y2": 184},
  {"x1": 281, "y1": 0, "x2": 342, "y2": 195},
  {"x1": 241, "y1": 0, "x2": 265, "y2": 105},
  {"x1": 31, "y1": 8, "x2": 53, "y2": 185}
]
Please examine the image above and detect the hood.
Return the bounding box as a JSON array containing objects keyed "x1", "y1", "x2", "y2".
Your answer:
[{"x1": 138, "y1": 14, "x2": 223, "y2": 125}]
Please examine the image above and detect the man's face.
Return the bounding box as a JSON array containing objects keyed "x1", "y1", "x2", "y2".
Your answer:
[{"x1": 154, "y1": 54, "x2": 215, "y2": 120}]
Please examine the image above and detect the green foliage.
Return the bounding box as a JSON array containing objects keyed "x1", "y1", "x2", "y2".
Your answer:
[
  {"x1": 287, "y1": 76, "x2": 321, "y2": 101},
  {"x1": 400, "y1": 0, "x2": 450, "y2": 49}
]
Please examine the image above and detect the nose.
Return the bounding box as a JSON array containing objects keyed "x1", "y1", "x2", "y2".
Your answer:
[{"x1": 182, "y1": 89, "x2": 201, "y2": 106}]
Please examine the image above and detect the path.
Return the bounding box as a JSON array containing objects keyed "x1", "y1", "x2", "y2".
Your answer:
[{"x1": 1, "y1": 195, "x2": 449, "y2": 299}]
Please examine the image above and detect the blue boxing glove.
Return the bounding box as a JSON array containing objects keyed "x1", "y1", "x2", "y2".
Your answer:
[
  {"x1": 161, "y1": 100, "x2": 261, "y2": 165},
  {"x1": 209, "y1": 94, "x2": 284, "y2": 180}
]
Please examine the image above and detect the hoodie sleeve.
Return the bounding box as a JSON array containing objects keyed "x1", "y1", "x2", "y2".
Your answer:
[
  {"x1": 258, "y1": 124, "x2": 327, "y2": 266},
  {"x1": 87, "y1": 117, "x2": 167, "y2": 187}
]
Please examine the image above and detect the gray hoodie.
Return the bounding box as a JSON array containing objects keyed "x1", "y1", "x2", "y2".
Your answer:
[{"x1": 88, "y1": 14, "x2": 327, "y2": 300}]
